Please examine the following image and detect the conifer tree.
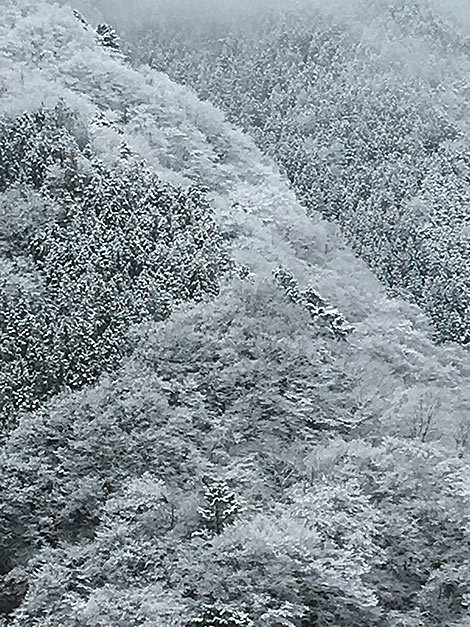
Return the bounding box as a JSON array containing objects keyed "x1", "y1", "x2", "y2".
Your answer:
[
  {"x1": 72, "y1": 10, "x2": 89, "y2": 29},
  {"x1": 187, "y1": 603, "x2": 253, "y2": 627},
  {"x1": 198, "y1": 481, "x2": 244, "y2": 535},
  {"x1": 96, "y1": 24, "x2": 121, "y2": 52},
  {"x1": 273, "y1": 267, "x2": 353, "y2": 339}
]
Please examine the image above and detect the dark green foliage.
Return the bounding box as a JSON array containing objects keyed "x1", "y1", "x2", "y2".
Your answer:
[{"x1": 0, "y1": 107, "x2": 231, "y2": 425}]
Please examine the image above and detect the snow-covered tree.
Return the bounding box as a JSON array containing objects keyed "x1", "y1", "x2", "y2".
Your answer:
[
  {"x1": 273, "y1": 266, "x2": 353, "y2": 340},
  {"x1": 134, "y1": 0, "x2": 470, "y2": 343},
  {"x1": 96, "y1": 23, "x2": 121, "y2": 52},
  {"x1": 198, "y1": 481, "x2": 245, "y2": 536}
]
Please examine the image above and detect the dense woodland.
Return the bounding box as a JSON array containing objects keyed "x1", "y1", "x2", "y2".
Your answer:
[
  {"x1": 1, "y1": 1, "x2": 470, "y2": 625},
  {"x1": 128, "y1": 0, "x2": 470, "y2": 345}
]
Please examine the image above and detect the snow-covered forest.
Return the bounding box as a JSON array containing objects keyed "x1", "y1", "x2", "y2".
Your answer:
[{"x1": 1, "y1": 0, "x2": 470, "y2": 625}]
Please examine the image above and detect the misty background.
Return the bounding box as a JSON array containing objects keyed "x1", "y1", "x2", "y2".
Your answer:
[{"x1": 63, "y1": 0, "x2": 470, "y2": 34}]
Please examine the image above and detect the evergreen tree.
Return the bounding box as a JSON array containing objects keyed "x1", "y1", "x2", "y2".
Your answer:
[
  {"x1": 0, "y1": 106, "x2": 232, "y2": 425},
  {"x1": 187, "y1": 603, "x2": 253, "y2": 627},
  {"x1": 96, "y1": 24, "x2": 121, "y2": 52},
  {"x1": 198, "y1": 481, "x2": 244, "y2": 536},
  {"x1": 136, "y1": 1, "x2": 470, "y2": 343},
  {"x1": 72, "y1": 10, "x2": 89, "y2": 29},
  {"x1": 273, "y1": 266, "x2": 353, "y2": 339}
]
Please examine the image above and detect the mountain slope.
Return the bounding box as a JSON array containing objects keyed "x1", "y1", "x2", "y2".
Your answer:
[
  {"x1": 1, "y1": 2, "x2": 470, "y2": 625},
  {"x1": 122, "y1": 0, "x2": 470, "y2": 345}
]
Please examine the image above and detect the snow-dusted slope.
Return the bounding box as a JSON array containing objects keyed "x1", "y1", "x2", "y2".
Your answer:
[
  {"x1": 1, "y1": 0, "x2": 469, "y2": 438},
  {"x1": 1, "y1": 3, "x2": 470, "y2": 624},
  {"x1": 116, "y1": 0, "x2": 470, "y2": 345}
]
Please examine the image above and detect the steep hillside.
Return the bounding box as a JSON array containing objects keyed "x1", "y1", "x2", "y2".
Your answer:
[
  {"x1": 1, "y1": 2, "x2": 470, "y2": 625},
  {"x1": 122, "y1": 0, "x2": 470, "y2": 345}
]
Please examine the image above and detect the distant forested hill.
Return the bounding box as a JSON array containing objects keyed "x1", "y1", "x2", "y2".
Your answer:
[
  {"x1": 125, "y1": 0, "x2": 470, "y2": 345},
  {"x1": 1, "y1": 1, "x2": 470, "y2": 625}
]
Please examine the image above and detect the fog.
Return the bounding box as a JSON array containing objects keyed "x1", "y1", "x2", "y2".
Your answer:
[
  {"x1": 68, "y1": 0, "x2": 470, "y2": 36},
  {"x1": 63, "y1": 0, "x2": 393, "y2": 34},
  {"x1": 433, "y1": 0, "x2": 470, "y2": 30},
  {"x1": 68, "y1": 0, "x2": 289, "y2": 28}
]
